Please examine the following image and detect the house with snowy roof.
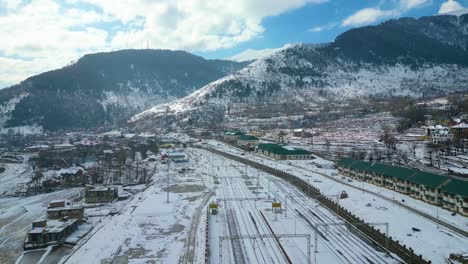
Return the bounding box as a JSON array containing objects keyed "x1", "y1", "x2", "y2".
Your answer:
[
  {"x1": 223, "y1": 130, "x2": 244, "y2": 142},
  {"x1": 47, "y1": 199, "x2": 84, "y2": 223},
  {"x1": 450, "y1": 122, "x2": 468, "y2": 144},
  {"x1": 237, "y1": 135, "x2": 259, "y2": 148}
]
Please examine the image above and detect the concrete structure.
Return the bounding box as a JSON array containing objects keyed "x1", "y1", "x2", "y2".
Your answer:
[
  {"x1": 237, "y1": 135, "x2": 259, "y2": 148},
  {"x1": 292, "y1": 129, "x2": 304, "y2": 137},
  {"x1": 25, "y1": 218, "x2": 78, "y2": 249},
  {"x1": 85, "y1": 186, "x2": 118, "y2": 203},
  {"x1": 426, "y1": 125, "x2": 453, "y2": 144},
  {"x1": 166, "y1": 150, "x2": 188, "y2": 162},
  {"x1": 249, "y1": 130, "x2": 265, "y2": 138},
  {"x1": 450, "y1": 122, "x2": 468, "y2": 145},
  {"x1": 47, "y1": 199, "x2": 84, "y2": 223},
  {"x1": 223, "y1": 131, "x2": 244, "y2": 142}
]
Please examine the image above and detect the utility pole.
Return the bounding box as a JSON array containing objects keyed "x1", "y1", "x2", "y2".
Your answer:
[{"x1": 166, "y1": 160, "x2": 170, "y2": 203}]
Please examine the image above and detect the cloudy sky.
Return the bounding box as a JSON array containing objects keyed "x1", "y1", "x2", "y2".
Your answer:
[{"x1": 0, "y1": 0, "x2": 467, "y2": 88}]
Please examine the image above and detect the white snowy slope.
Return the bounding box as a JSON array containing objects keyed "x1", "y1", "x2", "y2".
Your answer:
[
  {"x1": 130, "y1": 43, "x2": 468, "y2": 126},
  {"x1": 226, "y1": 43, "x2": 294, "y2": 62}
]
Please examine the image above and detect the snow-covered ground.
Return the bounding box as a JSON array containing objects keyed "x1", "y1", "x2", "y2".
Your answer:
[
  {"x1": 0, "y1": 157, "x2": 32, "y2": 196},
  {"x1": 63, "y1": 149, "x2": 212, "y2": 264},
  {"x1": 0, "y1": 188, "x2": 82, "y2": 264},
  {"x1": 204, "y1": 140, "x2": 468, "y2": 263}
]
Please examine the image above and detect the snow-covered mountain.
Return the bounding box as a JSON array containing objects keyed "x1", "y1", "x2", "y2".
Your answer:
[
  {"x1": 130, "y1": 14, "x2": 468, "y2": 130},
  {"x1": 0, "y1": 49, "x2": 247, "y2": 132},
  {"x1": 226, "y1": 44, "x2": 293, "y2": 62}
]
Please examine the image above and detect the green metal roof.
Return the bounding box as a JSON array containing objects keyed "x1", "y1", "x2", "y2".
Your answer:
[
  {"x1": 336, "y1": 158, "x2": 356, "y2": 167},
  {"x1": 349, "y1": 160, "x2": 372, "y2": 172},
  {"x1": 409, "y1": 172, "x2": 449, "y2": 189},
  {"x1": 367, "y1": 162, "x2": 393, "y2": 175},
  {"x1": 238, "y1": 135, "x2": 259, "y2": 141},
  {"x1": 380, "y1": 165, "x2": 418, "y2": 180},
  {"x1": 337, "y1": 158, "x2": 468, "y2": 196},
  {"x1": 257, "y1": 143, "x2": 311, "y2": 156},
  {"x1": 441, "y1": 179, "x2": 468, "y2": 197}
]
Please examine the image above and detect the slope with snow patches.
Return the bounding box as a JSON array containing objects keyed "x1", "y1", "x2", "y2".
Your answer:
[
  {"x1": 130, "y1": 42, "x2": 468, "y2": 129},
  {"x1": 226, "y1": 43, "x2": 295, "y2": 62}
]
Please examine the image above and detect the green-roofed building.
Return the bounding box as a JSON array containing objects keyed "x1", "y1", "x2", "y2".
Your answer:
[
  {"x1": 366, "y1": 162, "x2": 393, "y2": 186},
  {"x1": 223, "y1": 130, "x2": 244, "y2": 142},
  {"x1": 256, "y1": 143, "x2": 312, "y2": 160},
  {"x1": 379, "y1": 165, "x2": 418, "y2": 193},
  {"x1": 441, "y1": 178, "x2": 468, "y2": 216},
  {"x1": 237, "y1": 135, "x2": 259, "y2": 148},
  {"x1": 336, "y1": 157, "x2": 468, "y2": 216},
  {"x1": 408, "y1": 172, "x2": 450, "y2": 205}
]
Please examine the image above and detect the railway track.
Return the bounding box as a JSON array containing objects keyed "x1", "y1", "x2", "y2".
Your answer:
[
  {"x1": 216, "y1": 154, "x2": 288, "y2": 263},
  {"x1": 201, "y1": 146, "x2": 431, "y2": 264},
  {"x1": 276, "y1": 160, "x2": 468, "y2": 238},
  {"x1": 269, "y1": 179, "x2": 395, "y2": 264}
]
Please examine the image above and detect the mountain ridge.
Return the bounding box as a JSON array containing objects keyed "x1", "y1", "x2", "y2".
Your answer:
[
  {"x1": 130, "y1": 14, "x2": 468, "y2": 131},
  {"x1": 0, "y1": 49, "x2": 248, "y2": 132}
]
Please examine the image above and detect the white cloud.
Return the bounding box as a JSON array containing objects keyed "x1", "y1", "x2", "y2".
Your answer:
[
  {"x1": 342, "y1": 8, "x2": 397, "y2": 27},
  {"x1": 308, "y1": 22, "x2": 337, "y2": 32},
  {"x1": 438, "y1": 0, "x2": 464, "y2": 13},
  {"x1": 0, "y1": 0, "x2": 327, "y2": 87},
  {"x1": 400, "y1": 0, "x2": 429, "y2": 10},
  {"x1": 341, "y1": 0, "x2": 429, "y2": 27},
  {"x1": 0, "y1": 0, "x2": 109, "y2": 86},
  {"x1": 81, "y1": 0, "x2": 327, "y2": 52}
]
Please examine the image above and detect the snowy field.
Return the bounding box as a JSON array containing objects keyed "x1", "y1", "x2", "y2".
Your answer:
[
  {"x1": 0, "y1": 188, "x2": 82, "y2": 264},
  {"x1": 63, "y1": 149, "x2": 213, "y2": 264},
  {"x1": 205, "y1": 140, "x2": 468, "y2": 263},
  {"x1": 0, "y1": 156, "x2": 32, "y2": 196}
]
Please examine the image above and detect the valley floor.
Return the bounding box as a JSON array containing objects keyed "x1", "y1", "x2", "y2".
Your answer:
[{"x1": 1, "y1": 141, "x2": 466, "y2": 264}]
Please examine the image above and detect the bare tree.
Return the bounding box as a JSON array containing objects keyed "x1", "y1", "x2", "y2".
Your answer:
[
  {"x1": 409, "y1": 143, "x2": 418, "y2": 158},
  {"x1": 324, "y1": 138, "x2": 331, "y2": 154},
  {"x1": 427, "y1": 143, "x2": 441, "y2": 167},
  {"x1": 380, "y1": 128, "x2": 398, "y2": 161}
]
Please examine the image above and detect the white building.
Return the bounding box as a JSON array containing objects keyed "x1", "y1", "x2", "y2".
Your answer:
[{"x1": 426, "y1": 125, "x2": 453, "y2": 144}]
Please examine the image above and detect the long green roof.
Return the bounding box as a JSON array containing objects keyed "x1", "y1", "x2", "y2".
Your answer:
[
  {"x1": 441, "y1": 179, "x2": 468, "y2": 197},
  {"x1": 409, "y1": 172, "x2": 449, "y2": 189},
  {"x1": 337, "y1": 158, "x2": 468, "y2": 197},
  {"x1": 368, "y1": 162, "x2": 393, "y2": 175},
  {"x1": 336, "y1": 157, "x2": 356, "y2": 167},
  {"x1": 257, "y1": 143, "x2": 311, "y2": 156},
  {"x1": 238, "y1": 135, "x2": 259, "y2": 141},
  {"x1": 381, "y1": 165, "x2": 418, "y2": 180},
  {"x1": 349, "y1": 160, "x2": 372, "y2": 172}
]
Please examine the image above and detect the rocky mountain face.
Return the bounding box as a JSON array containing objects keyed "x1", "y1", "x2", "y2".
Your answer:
[
  {"x1": 0, "y1": 49, "x2": 247, "y2": 132},
  {"x1": 130, "y1": 14, "x2": 468, "y2": 131}
]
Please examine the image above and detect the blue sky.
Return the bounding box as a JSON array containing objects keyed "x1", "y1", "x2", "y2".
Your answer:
[
  {"x1": 0, "y1": 0, "x2": 467, "y2": 87},
  {"x1": 199, "y1": 0, "x2": 468, "y2": 59}
]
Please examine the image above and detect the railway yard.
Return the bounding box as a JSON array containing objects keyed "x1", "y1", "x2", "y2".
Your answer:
[
  {"x1": 1, "y1": 140, "x2": 467, "y2": 263},
  {"x1": 200, "y1": 148, "x2": 399, "y2": 264}
]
